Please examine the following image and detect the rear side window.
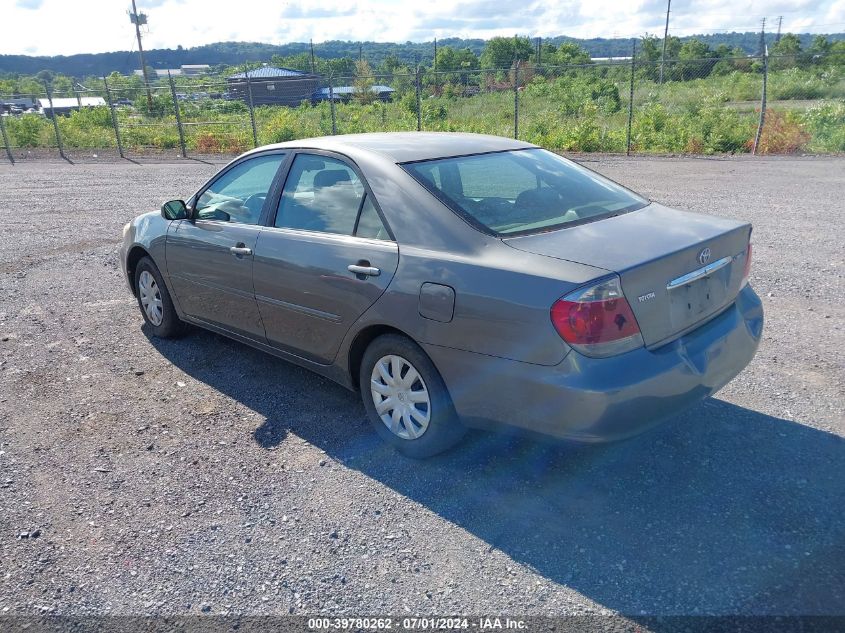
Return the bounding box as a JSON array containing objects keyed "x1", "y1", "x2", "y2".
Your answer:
[
  {"x1": 275, "y1": 154, "x2": 365, "y2": 235},
  {"x1": 355, "y1": 195, "x2": 389, "y2": 240},
  {"x1": 403, "y1": 148, "x2": 647, "y2": 236}
]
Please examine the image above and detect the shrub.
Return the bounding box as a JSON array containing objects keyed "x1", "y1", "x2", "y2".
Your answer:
[
  {"x1": 194, "y1": 132, "x2": 222, "y2": 153},
  {"x1": 747, "y1": 109, "x2": 810, "y2": 154},
  {"x1": 527, "y1": 75, "x2": 622, "y2": 115},
  {"x1": 6, "y1": 114, "x2": 49, "y2": 147},
  {"x1": 801, "y1": 100, "x2": 845, "y2": 152},
  {"x1": 262, "y1": 109, "x2": 298, "y2": 143}
]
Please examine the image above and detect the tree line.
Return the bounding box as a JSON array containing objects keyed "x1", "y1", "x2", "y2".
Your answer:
[{"x1": 2, "y1": 30, "x2": 843, "y2": 79}]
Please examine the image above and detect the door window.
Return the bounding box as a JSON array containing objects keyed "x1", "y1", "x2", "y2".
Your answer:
[
  {"x1": 195, "y1": 153, "x2": 286, "y2": 225},
  {"x1": 275, "y1": 155, "x2": 366, "y2": 235}
]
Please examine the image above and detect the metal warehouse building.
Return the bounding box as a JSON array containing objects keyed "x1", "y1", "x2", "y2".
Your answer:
[
  {"x1": 38, "y1": 96, "x2": 107, "y2": 118},
  {"x1": 227, "y1": 66, "x2": 322, "y2": 107}
]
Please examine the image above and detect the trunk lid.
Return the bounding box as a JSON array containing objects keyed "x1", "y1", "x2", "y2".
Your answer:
[{"x1": 504, "y1": 203, "x2": 752, "y2": 347}]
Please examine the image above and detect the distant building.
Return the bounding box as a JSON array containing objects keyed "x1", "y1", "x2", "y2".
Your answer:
[
  {"x1": 180, "y1": 64, "x2": 210, "y2": 76},
  {"x1": 1, "y1": 97, "x2": 35, "y2": 113},
  {"x1": 38, "y1": 96, "x2": 106, "y2": 117},
  {"x1": 226, "y1": 67, "x2": 322, "y2": 106},
  {"x1": 313, "y1": 85, "x2": 395, "y2": 103},
  {"x1": 134, "y1": 69, "x2": 181, "y2": 78},
  {"x1": 132, "y1": 64, "x2": 211, "y2": 78}
]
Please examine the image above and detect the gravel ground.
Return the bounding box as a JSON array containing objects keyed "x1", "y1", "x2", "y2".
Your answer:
[{"x1": 0, "y1": 154, "x2": 843, "y2": 619}]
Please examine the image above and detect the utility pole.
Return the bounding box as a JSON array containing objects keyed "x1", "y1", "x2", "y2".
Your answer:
[
  {"x1": 753, "y1": 19, "x2": 768, "y2": 155},
  {"x1": 536, "y1": 37, "x2": 541, "y2": 66},
  {"x1": 129, "y1": 0, "x2": 153, "y2": 111},
  {"x1": 775, "y1": 16, "x2": 783, "y2": 43},
  {"x1": 433, "y1": 37, "x2": 437, "y2": 95},
  {"x1": 310, "y1": 39, "x2": 316, "y2": 74},
  {"x1": 659, "y1": 0, "x2": 671, "y2": 84}
]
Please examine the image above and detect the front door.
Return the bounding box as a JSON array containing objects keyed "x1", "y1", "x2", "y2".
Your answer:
[
  {"x1": 166, "y1": 152, "x2": 287, "y2": 340},
  {"x1": 252, "y1": 152, "x2": 398, "y2": 363}
]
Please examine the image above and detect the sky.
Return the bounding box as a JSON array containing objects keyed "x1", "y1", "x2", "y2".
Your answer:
[{"x1": 3, "y1": 0, "x2": 845, "y2": 56}]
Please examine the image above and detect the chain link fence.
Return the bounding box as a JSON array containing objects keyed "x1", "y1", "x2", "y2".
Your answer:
[{"x1": 1, "y1": 51, "x2": 843, "y2": 162}]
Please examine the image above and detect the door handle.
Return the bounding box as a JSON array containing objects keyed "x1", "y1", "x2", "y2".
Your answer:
[
  {"x1": 229, "y1": 246, "x2": 253, "y2": 257},
  {"x1": 348, "y1": 264, "x2": 380, "y2": 277}
]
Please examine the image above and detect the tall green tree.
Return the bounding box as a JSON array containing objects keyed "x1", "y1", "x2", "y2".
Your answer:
[
  {"x1": 677, "y1": 38, "x2": 716, "y2": 80},
  {"x1": 353, "y1": 59, "x2": 376, "y2": 104},
  {"x1": 769, "y1": 33, "x2": 802, "y2": 69},
  {"x1": 480, "y1": 36, "x2": 534, "y2": 69},
  {"x1": 551, "y1": 42, "x2": 591, "y2": 66}
]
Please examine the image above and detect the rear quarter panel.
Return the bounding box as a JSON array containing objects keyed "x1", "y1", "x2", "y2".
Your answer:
[{"x1": 352, "y1": 241, "x2": 608, "y2": 367}]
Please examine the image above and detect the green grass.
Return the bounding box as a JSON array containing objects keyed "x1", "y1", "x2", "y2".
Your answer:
[{"x1": 5, "y1": 66, "x2": 843, "y2": 155}]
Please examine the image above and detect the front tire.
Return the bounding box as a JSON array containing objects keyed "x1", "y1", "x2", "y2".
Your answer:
[
  {"x1": 360, "y1": 334, "x2": 465, "y2": 458},
  {"x1": 134, "y1": 257, "x2": 184, "y2": 338}
]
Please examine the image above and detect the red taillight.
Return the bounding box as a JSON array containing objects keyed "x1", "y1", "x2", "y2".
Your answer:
[
  {"x1": 741, "y1": 243, "x2": 752, "y2": 287},
  {"x1": 551, "y1": 277, "x2": 644, "y2": 358}
]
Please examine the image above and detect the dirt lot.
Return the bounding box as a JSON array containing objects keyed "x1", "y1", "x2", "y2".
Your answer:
[{"x1": 0, "y1": 154, "x2": 843, "y2": 618}]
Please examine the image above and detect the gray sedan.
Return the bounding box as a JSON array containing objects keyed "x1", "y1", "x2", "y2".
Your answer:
[{"x1": 120, "y1": 133, "x2": 763, "y2": 457}]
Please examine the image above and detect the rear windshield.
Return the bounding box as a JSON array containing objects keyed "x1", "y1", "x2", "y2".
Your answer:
[{"x1": 403, "y1": 148, "x2": 647, "y2": 236}]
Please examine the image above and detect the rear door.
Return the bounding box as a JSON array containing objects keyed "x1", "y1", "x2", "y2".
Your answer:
[
  {"x1": 166, "y1": 151, "x2": 288, "y2": 340},
  {"x1": 252, "y1": 152, "x2": 398, "y2": 364}
]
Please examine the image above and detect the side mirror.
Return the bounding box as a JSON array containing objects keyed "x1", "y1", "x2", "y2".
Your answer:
[{"x1": 161, "y1": 199, "x2": 189, "y2": 220}]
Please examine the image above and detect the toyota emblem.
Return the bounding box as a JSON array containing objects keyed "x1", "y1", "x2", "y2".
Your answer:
[{"x1": 698, "y1": 247, "x2": 712, "y2": 265}]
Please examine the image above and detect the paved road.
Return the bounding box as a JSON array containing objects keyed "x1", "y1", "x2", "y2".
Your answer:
[{"x1": 0, "y1": 155, "x2": 842, "y2": 618}]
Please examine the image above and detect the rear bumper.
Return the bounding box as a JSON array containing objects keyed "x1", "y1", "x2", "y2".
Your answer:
[{"x1": 424, "y1": 285, "x2": 763, "y2": 441}]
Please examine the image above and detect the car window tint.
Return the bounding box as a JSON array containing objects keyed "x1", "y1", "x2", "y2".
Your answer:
[
  {"x1": 275, "y1": 155, "x2": 365, "y2": 235},
  {"x1": 355, "y1": 195, "x2": 389, "y2": 240},
  {"x1": 403, "y1": 149, "x2": 647, "y2": 236},
  {"x1": 458, "y1": 157, "x2": 537, "y2": 199},
  {"x1": 195, "y1": 154, "x2": 286, "y2": 225}
]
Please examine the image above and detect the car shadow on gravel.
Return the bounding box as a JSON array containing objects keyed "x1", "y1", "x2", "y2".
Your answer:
[{"x1": 148, "y1": 328, "x2": 845, "y2": 617}]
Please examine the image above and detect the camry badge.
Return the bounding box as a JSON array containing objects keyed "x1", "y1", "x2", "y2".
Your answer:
[{"x1": 698, "y1": 247, "x2": 712, "y2": 265}]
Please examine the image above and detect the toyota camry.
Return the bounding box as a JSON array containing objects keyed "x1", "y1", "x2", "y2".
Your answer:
[{"x1": 120, "y1": 132, "x2": 763, "y2": 457}]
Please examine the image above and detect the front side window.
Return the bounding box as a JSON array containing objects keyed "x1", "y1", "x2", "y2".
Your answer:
[
  {"x1": 275, "y1": 154, "x2": 366, "y2": 235},
  {"x1": 403, "y1": 148, "x2": 647, "y2": 236},
  {"x1": 195, "y1": 153, "x2": 286, "y2": 225}
]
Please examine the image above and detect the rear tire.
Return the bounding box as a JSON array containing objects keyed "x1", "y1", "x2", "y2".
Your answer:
[
  {"x1": 360, "y1": 334, "x2": 465, "y2": 458},
  {"x1": 134, "y1": 257, "x2": 185, "y2": 339}
]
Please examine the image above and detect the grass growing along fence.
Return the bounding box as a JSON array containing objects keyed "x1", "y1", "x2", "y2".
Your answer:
[{"x1": 3, "y1": 60, "x2": 844, "y2": 156}]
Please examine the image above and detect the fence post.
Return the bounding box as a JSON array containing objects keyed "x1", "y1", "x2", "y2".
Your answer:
[
  {"x1": 44, "y1": 81, "x2": 67, "y2": 161},
  {"x1": 752, "y1": 50, "x2": 768, "y2": 156},
  {"x1": 329, "y1": 76, "x2": 337, "y2": 135},
  {"x1": 513, "y1": 63, "x2": 519, "y2": 140},
  {"x1": 245, "y1": 74, "x2": 258, "y2": 147},
  {"x1": 168, "y1": 71, "x2": 187, "y2": 159},
  {"x1": 102, "y1": 76, "x2": 125, "y2": 159},
  {"x1": 0, "y1": 112, "x2": 14, "y2": 164},
  {"x1": 626, "y1": 40, "x2": 637, "y2": 156},
  {"x1": 415, "y1": 66, "x2": 422, "y2": 131}
]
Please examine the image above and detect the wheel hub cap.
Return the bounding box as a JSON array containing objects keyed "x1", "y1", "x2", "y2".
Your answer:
[
  {"x1": 370, "y1": 354, "x2": 431, "y2": 440},
  {"x1": 138, "y1": 270, "x2": 164, "y2": 326}
]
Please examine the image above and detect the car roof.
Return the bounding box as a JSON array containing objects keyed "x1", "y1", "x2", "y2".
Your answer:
[{"x1": 247, "y1": 132, "x2": 537, "y2": 163}]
